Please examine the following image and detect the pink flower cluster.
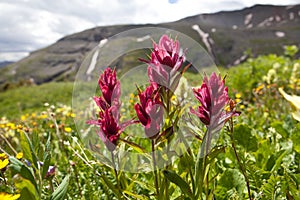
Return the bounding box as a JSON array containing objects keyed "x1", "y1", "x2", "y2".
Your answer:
[
  {"x1": 87, "y1": 35, "x2": 240, "y2": 152},
  {"x1": 134, "y1": 83, "x2": 163, "y2": 139},
  {"x1": 190, "y1": 72, "x2": 240, "y2": 132},
  {"x1": 141, "y1": 35, "x2": 185, "y2": 90},
  {"x1": 88, "y1": 68, "x2": 132, "y2": 151}
]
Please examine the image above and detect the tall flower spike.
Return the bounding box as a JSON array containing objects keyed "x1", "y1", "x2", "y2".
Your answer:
[
  {"x1": 190, "y1": 72, "x2": 240, "y2": 132},
  {"x1": 96, "y1": 107, "x2": 121, "y2": 151},
  {"x1": 98, "y1": 68, "x2": 121, "y2": 108},
  {"x1": 87, "y1": 67, "x2": 134, "y2": 151},
  {"x1": 134, "y1": 83, "x2": 164, "y2": 139},
  {"x1": 141, "y1": 35, "x2": 185, "y2": 90}
]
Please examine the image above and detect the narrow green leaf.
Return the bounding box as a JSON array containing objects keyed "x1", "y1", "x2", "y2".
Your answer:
[
  {"x1": 120, "y1": 138, "x2": 146, "y2": 153},
  {"x1": 50, "y1": 174, "x2": 70, "y2": 200},
  {"x1": 194, "y1": 138, "x2": 205, "y2": 199},
  {"x1": 163, "y1": 170, "x2": 194, "y2": 199},
  {"x1": 42, "y1": 153, "x2": 51, "y2": 179},
  {"x1": 207, "y1": 146, "x2": 225, "y2": 163},
  {"x1": 271, "y1": 150, "x2": 288, "y2": 173},
  {"x1": 100, "y1": 173, "x2": 122, "y2": 198},
  {"x1": 9, "y1": 157, "x2": 38, "y2": 191},
  {"x1": 15, "y1": 178, "x2": 38, "y2": 200},
  {"x1": 20, "y1": 131, "x2": 34, "y2": 165},
  {"x1": 42, "y1": 134, "x2": 51, "y2": 179},
  {"x1": 20, "y1": 131, "x2": 39, "y2": 169},
  {"x1": 292, "y1": 130, "x2": 300, "y2": 154},
  {"x1": 122, "y1": 190, "x2": 145, "y2": 199}
]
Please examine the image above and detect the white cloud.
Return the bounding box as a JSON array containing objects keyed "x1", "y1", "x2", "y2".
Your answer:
[
  {"x1": 0, "y1": 52, "x2": 29, "y2": 62},
  {"x1": 0, "y1": 0, "x2": 299, "y2": 61}
]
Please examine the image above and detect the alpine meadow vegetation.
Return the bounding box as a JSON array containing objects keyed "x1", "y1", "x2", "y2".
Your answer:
[{"x1": 0, "y1": 35, "x2": 299, "y2": 200}]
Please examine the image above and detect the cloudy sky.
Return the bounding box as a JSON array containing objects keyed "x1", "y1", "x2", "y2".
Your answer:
[{"x1": 0, "y1": 0, "x2": 299, "y2": 62}]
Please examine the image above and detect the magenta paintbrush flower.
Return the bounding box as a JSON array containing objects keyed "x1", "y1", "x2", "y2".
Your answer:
[
  {"x1": 191, "y1": 72, "x2": 240, "y2": 131},
  {"x1": 151, "y1": 35, "x2": 183, "y2": 70},
  {"x1": 87, "y1": 67, "x2": 134, "y2": 151},
  {"x1": 87, "y1": 106, "x2": 134, "y2": 151},
  {"x1": 141, "y1": 35, "x2": 185, "y2": 89},
  {"x1": 134, "y1": 83, "x2": 164, "y2": 139},
  {"x1": 98, "y1": 68, "x2": 121, "y2": 107},
  {"x1": 96, "y1": 107, "x2": 121, "y2": 151}
]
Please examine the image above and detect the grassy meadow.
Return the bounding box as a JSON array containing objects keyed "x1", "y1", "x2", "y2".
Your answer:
[{"x1": 0, "y1": 48, "x2": 300, "y2": 199}]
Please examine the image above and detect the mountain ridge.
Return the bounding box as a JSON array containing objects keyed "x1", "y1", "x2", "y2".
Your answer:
[{"x1": 1, "y1": 4, "x2": 300, "y2": 86}]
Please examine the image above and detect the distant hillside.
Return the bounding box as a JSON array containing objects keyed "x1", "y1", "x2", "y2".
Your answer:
[
  {"x1": 0, "y1": 61, "x2": 14, "y2": 68},
  {"x1": 0, "y1": 4, "x2": 300, "y2": 85}
]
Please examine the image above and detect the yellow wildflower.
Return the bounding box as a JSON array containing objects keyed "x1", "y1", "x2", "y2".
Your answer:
[
  {"x1": 56, "y1": 108, "x2": 63, "y2": 113},
  {"x1": 0, "y1": 158, "x2": 9, "y2": 169},
  {"x1": 16, "y1": 124, "x2": 23, "y2": 133},
  {"x1": 255, "y1": 84, "x2": 264, "y2": 93},
  {"x1": 239, "y1": 105, "x2": 245, "y2": 109},
  {"x1": 235, "y1": 99, "x2": 241, "y2": 103},
  {"x1": 6, "y1": 123, "x2": 16, "y2": 130},
  {"x1": 224, "y1": 105, "x2": 231, "y2": 112},
  {"x1": 38, "y1": 114, "x2": 48, "y2": 119},
  {"x1": 0, "y1": 193, "x2": 20, "y2": 200},
  {"x1": 16, "y1": 152, "x2": 23, "y2": 159},
  {"x1": 21, "y1": 115, "x2": 26, "y2": 121},
  {"x1": 64, "y1": 127, "x2": 72, "y2": 133},
  {"x1": 235, "y1": 93, "x2": 242, "y2": 99},
  {"x1": 0, "y1": 153, "x2": 8, "y2": 159}
]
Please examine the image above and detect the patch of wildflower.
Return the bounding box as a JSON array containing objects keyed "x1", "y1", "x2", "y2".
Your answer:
[
  {"x1": 0, "y1": 153, "x2": 8, "y2": 171},
  {"x1": 140, "y1": 34, "x2": 186, "y2": 90},
  {"x1": 288, "y1": 63, "x2": 300, "y2": 91},
  {"x1": 16, "y1": 152, "x2": 23, "y2": 160},
  {"x1": 254, "y1": 84, "x2": 265, "y2": 95},
  {"x1": 190, "y1": 72, "x2": 240, "y2": 131},
  {"x1": 134, "y1": 82, "x2": 163, "y2": 139},
  {"x1": 87, "y1": 68, "x2": 135, "y2": 151},
  {"x1": 0, "y1": 154, "x2": 9, "y2": 170},
  {"x1": 0, "y1": 193, "x2": 20, "y2": 200},
  {"x1": 64, "y1": 127, "x2": 72, "y2": 133}
]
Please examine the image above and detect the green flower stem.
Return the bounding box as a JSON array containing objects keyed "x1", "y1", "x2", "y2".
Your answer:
[
  {"x1": 229, "y1": 119, "x2": 252, "y2": 200},
  {"x1": 164, "y1": 88, "x2": 172, "y2": 199},
  {"x1": 189, "y1": 167, "x2": 195, "y2": 195},
  {"x1": 37, "y1": 162, "x2": 43, "y2": 199},
  {"x1": 0, "y1": 132, "x2": 17, "y2": 155},
  {"x1": 111, "y1": 151, "x2": 120, "y2": 190},
  {"x1": 151, "y1": 139, "x2": 159, "y2": 197},
  {"x1": 49, "y1": 179, "x2": 54, "y2": 192},
  {"x1": 0, "y1": 146, "x2": 10, "y2": 157}
]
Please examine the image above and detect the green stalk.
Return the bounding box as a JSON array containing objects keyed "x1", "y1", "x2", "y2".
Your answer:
[
  {"x1": 229, "y1": 119, "x2": 252, "y2": 200},
  {"x1": 0, "y1": 133, "x2": 17, "y2": 155},
  {"x1": 151, "y1": 140, "x2": 159, "y2": 197},
  {"x1": 37, "y1": 162, "x2": 43, "y2": 199},
  {"x1": 111, "y1": 151, "x2": 120, "y2": 190}
]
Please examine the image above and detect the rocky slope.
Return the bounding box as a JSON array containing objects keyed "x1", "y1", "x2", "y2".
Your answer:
[{"x1": 1, "y1": 4, "x2": 300, "y2": 85}]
